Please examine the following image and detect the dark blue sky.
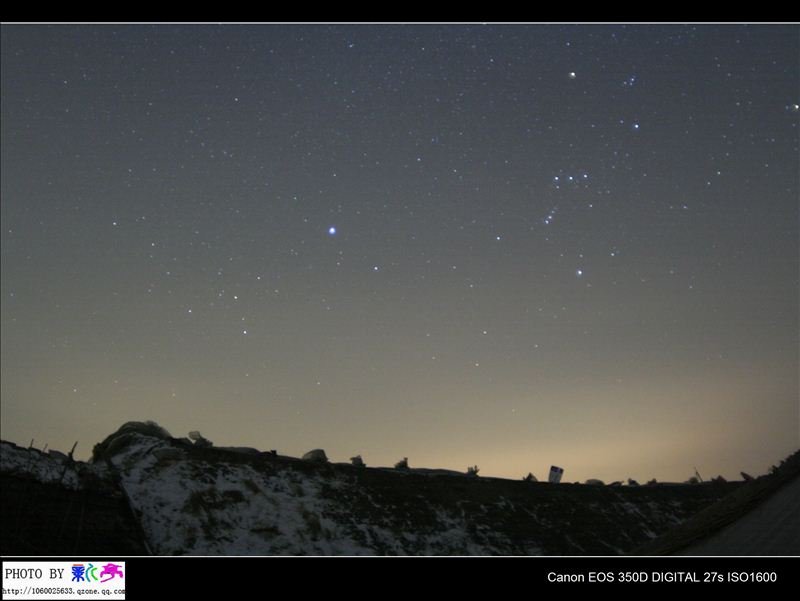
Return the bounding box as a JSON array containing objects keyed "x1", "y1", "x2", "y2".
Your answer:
[{"x1": 2, "y1": 24, "x2": 797, "y2": 482}]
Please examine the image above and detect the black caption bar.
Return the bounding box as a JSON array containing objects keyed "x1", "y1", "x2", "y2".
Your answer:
[{"x1": 3, "y1": 556, "x2": 796, "y2": 598}]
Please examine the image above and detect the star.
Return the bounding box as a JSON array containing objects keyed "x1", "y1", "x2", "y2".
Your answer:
[{"x1": 1, "y1": 23, "x2": 794, "y2": 494}]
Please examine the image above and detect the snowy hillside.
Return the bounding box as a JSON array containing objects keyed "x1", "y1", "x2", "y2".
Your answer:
[
  {"x1": 0, "y1": 440, "x2": 106, "y2": 490},
  {"x1": 2, "y1": 422, "x2": 742, "y2": 556}
]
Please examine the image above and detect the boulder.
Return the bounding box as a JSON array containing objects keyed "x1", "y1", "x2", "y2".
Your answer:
[
  {"x1": 48, "y1": 450, "x2": 69, "y2": 462},
  {"x1": 188, "y1": 431, "x2": 213, "y2": 448},
  {"x1": 92, "y1": 421, "x2": 172, "y2": 461},
  {"x1": 220, "y1": 447, "x2": 260, "y2": 455},
  {"x1": 302, "y1": 449, "x2": 328, "y2": 463},
  {"x1": 153, "y1": 448, "x2": 184, "y2": 461}
]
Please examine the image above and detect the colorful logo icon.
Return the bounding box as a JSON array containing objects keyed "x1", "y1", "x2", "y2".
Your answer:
[{"x1": 71, "y1": 563, "x2": 124, "y2": 584}]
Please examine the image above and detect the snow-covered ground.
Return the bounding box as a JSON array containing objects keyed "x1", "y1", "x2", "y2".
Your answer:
[
  {"x1": 105, "y1": 432, "x2": 517, "y2": 555},
  {"x1": 0, "y1": 441, "x2": 106, "y2": 490},
  {"x1": 107, "y1": 433, "x2": 373, "y2": 555},
  {"x1": 3, "y1": 425, "x2": 734, "y2": 556}
]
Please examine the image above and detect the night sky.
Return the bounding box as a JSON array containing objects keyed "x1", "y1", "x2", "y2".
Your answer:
[{"x1": 1, "y1": 24, "x2": 798, "y2": 483}]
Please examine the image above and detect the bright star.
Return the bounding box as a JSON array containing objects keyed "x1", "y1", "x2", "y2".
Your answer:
[{"x1": 328, "y1": 226, "x2": 337, "y2": 236}]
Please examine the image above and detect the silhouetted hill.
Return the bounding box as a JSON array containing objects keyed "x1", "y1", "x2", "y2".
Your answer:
[
  {"x1": 632, "y1": 449, "x2": 800, "y2": 555},
  {"x1": 1, "y1": 422, "x2": 748, "y2": 555}
]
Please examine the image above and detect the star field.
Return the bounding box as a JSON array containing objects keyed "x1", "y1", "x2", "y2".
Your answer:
[{"x1": 1, "y1": 24, "x2": 797, "y2": 482}]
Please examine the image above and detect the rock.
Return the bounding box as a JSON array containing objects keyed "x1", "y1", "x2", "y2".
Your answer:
[
  {"x1": 188, "y1": 431, "x2": 213, "y2": 448},
  {"x1": 103, "y1": 433, "x2": 137, "y2": 458},
  {"x1": 220, "y1": 447, "x2": 260, "y2": 455},
  {"x1": 48, "y1": 450, "x2": 69, "y2": 462},
  {"x1": 394, "y1": 457, "x2": 409, "y2": 470},
  {"x1": 302, "y1": 449, "x2": 328, "y2": 463},
  {"x1": 92, "y1": 421, "x2": 173, "y2": 461},
  {"x1": 350, "y1": 455, "x2": 365, "y2": 467},
  {"x1": 153, "y1": 448, "x2": 184, "y2": 461},
  {"x1": 585, "y1": 479, "x2": 604, "y2": 486}
]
